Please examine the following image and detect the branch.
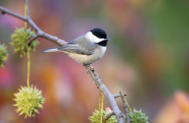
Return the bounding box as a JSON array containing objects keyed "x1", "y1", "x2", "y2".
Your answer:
[
  {"x1": 0, "y1": 6, "x2": 66, "y2": 46},
  {"x1": 114, "y1": 94, "x2": 127, "y2": 99},
  {"x1": 27, "y1": 34, "x2": 39, "y2": 46},
  {"x1": 84, "y1": 65, "x2": 124, "y2": 122},
  {"x1": 0, "y1": 3, "x2": 125, "y2": 123},
  {"x1": 119, "y1": 91, "x2": 130, "y2": 123},
  {"x1": 103, "y1": 112, "x2": 115, "y2": 123},
  {"x1": 0, "y1": 7, "x2": 27, "y2": 21}
]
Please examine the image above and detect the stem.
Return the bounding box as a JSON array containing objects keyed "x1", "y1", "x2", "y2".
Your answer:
[
  {"x1": 25, "y1": 0, "x2": 30, "y2": 88},
  {"x1": 99, "y1": 91, "x2": 101, "y2": 111},
  {"x1": 99, "y1": 91, "x2": 104, "y2": 123},
  {"x1": 24, "y1": 2, "x2": 27, "y2": 28},
  {"x1": 26, "y1": 52, "x2": 30, "y2": 87}
]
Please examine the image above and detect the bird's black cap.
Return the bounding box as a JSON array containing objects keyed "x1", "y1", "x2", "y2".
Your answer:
[{"x1": 90, "y1": 28, "x2": 107, "y2": 39}]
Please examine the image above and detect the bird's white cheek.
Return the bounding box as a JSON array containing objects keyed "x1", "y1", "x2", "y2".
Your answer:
[{"x1": 86, "y1": 32, "x2": 104, "y2": 43}]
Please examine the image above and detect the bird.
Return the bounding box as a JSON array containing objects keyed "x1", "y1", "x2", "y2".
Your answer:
[{"x1": 41, "y1": 28, "x2": 108, "y2": 65}]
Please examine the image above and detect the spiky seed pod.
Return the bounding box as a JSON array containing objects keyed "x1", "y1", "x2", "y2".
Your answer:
[
  {"x1": 129, "y1": 109, "x2": 149, "y2": 123},
  {"x1": 89, "y1": 109, "x2": 117, "y2": 123},
  {"x1": 0, "y1": 44, "x2": 8, "y2": 67},
  {"x1": 14, "y1": 85, "x2": 45, "y2": 118},
  {"x1": 10, "y1": 27, "x2": 39, "y2": 57}
]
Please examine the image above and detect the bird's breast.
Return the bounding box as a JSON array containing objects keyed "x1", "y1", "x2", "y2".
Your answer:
[{"x1": 67, "y1": 46, "x2": 106, "y2": 64}]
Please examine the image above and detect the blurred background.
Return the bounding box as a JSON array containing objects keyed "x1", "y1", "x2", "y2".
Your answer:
[{"x1": 0, "y1": 0, "x2": 189, "y2": 122}]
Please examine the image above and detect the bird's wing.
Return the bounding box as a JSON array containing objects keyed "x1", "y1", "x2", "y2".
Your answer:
[
  {"x1": 58, "y1": 43, "x2": 95, "y2": 55},
  {"x1": 42, "y1": 35, "x2": 97, "y2": 55},
  {"x1": 56, "y1": 35, "x2": 97, "y2": 55},
  {"x1": 41, "y1": 44, "x2": 95, "y2": 55}
]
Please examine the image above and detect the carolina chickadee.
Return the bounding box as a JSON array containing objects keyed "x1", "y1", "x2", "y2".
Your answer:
[{"x1": 42, "y1": 28, "x2": 108, "y2": 65}]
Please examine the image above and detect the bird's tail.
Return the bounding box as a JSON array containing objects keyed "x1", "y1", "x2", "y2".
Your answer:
[{"x1": 41, "y1": 47, "x2": 59, "y2": 53}]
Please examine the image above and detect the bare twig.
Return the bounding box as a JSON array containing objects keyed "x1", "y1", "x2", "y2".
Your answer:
[
  {"x1": 0, "y1": 7, "x2": 27, "y2": 21},
  {"x1": 0, "y1": 3, "x2": 125, "y2": 123},
  {"x1": 114, "y1": 94, "x2": 127, "y2": 99},
  {"x1": 0, "y1": 6, "x2": 66, "y2": 46},
  {"x1": 119, "y1": 91, "x2": 130, "y2": 123},
  {"x1": 27, "y1": 34, "x2": 39, "y2": 46},
  {"x1": 103, "y1": 112, "x2": 115, "y2": 123}
]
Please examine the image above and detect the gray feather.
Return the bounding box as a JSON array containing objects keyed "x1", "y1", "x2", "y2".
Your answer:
[
  {"x1": 57, "y1": 36, "x2": 97, "y2": 55},
  {"x1": 57, "y1": 44, "x2": 94, "y2": 55},
  {"x1": 41, "y1": 35, "x2": 97, "y2": 55}
]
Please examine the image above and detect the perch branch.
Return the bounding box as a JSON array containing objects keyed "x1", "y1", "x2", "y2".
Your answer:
[
  {"x1": 84, "y1": 65, "x2": 124, "y2": 122},
  {"x1": 0, "y1": 3, "x2": 125, "y2": 123}
]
